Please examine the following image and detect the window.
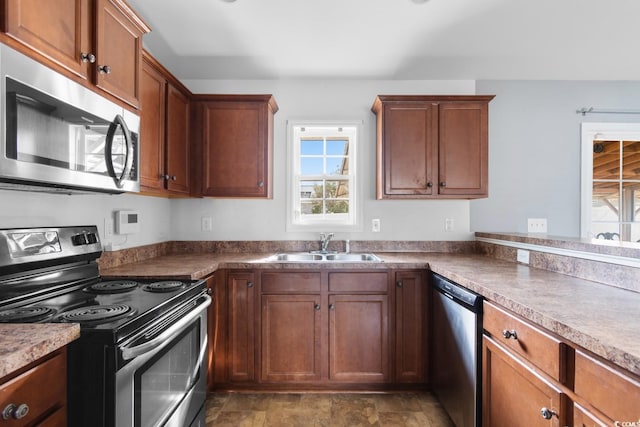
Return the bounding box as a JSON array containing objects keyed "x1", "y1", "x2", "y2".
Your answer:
[
  {"x1": 581, "y1": 123, "x2": 640, "y2": 242},
  {"x1": 287, "y1": 121, "x2": 361, "y2": 231}
]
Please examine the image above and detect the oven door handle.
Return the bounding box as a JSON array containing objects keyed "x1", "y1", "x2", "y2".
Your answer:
[{"x1": 121, "y1": 294, "x2": 211, "y2": 361}]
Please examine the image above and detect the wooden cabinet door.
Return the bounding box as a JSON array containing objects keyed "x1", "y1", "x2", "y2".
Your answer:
[
  {"x1": 261, "y1": 294, "x2": 322, "y2": 382},
  {"x1": 329, "y1": 294, "x2": 389, "y2": 382},
  {"x1": 394, "y1": 270, "x2": 427, "y2": 382},
  {"x1": 165, "y1": 84, "x2": 191, "y2": 194},
  {"x1": 483, "y1": 335, "x2": 566, "y2": 427},
  {"x1": 438, "y1": 102, "x2": 488, "y2": 196},
  {"x1": 139, "y1": 58, "x2": 166, "y2": 192},
  {"x1": 94, "y1": 0, "x2": 144, "y2": 107},
  {"x1": 3, "y1": 0, "x2": 92, "y2": 79},
  {"x1": 228, "y1": 272, "x2": 256, "y2": 382},
  {"x1": 199, "y1": 96, "x2": 276, "y2": 198},
  {"x1": 381, "y1": 102, "x2": 438, "y2": 197}
]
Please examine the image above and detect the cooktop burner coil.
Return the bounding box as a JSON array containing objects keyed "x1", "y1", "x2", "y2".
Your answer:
[
  {"x1": 0, "y1": 306, "x2": 56, "y2": 323},
  {"x1": 142, "y1": 280, "x2": 185, "y2": 293},
  {"x1": 56, "y1": 304, "x2": 135, "y2": 323},
  {"x1": 85, "y1": 280, "x2": 139, "y2": 294}
]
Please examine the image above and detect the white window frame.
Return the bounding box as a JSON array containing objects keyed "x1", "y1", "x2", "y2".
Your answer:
[
  {"x1": 580, "y1": 122, "x2": 640, "y2": 240},
  {"x1": 286, "y1": 120, "x2": 363, "y2": 232}
]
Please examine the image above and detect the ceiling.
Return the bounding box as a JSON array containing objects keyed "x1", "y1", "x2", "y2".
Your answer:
[{"x1": 127, "y1": 0, "x2": 640, "y2": 81}]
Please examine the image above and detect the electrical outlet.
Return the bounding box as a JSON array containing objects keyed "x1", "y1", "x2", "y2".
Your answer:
[
  {"x1": 372, "y1": 218, "x2": 381, "y2": 232},
  {"x1": 104, "y1": 217, "x2": 113, "y2": 237},
  {"x1": 445, "y1": 218, "x2": 454, "y2": 232},
  {"x1": 527, "y1": 218, "x2": 547, "y2": 233},
  {"x1": 517, "y1": 249, "x2": 530, "y2": 264},
  {"x1": 201, "y1": 216, "x2": 213, "y2": 232}
]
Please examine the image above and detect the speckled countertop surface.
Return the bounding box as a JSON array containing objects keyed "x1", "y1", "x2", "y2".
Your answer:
[
  {"x1": 0, "y1": 323, "x2": 80, "y2": 379},
  {"x1": 101, "y1": 252, "x2": 640, "y2": 376}
]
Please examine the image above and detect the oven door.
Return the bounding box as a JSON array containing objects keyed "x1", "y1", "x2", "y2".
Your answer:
[{"x1": 116, "y1": 293, "x2": 211, "y2": 427}]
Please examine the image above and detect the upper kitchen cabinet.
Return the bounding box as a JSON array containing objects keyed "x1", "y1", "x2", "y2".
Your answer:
[
  {"x1": 194, "y1": 95, "x2": 278, "y2": 198},
  {"x1": 1, "y1": 0, "x2": 149, "y2": 108},
  {"x1": 140, "y1": 52, "x2": 191, "y2": 196},
  {"x1": 371, "y1": 95, "x2": 494, "y2": 199}
]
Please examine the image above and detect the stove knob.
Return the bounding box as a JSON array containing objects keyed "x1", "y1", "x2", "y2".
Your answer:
[
  {"x1": 72, "y1": 234, "x2": 88, "y2": 246},
  {"x1": 86, "y1": 232, "x2": 98, "y2": 244}
]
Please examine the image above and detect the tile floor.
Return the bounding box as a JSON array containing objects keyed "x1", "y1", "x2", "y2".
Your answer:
[{"x1": 205, "y1": 392, "x2": 455, "y2": 427}]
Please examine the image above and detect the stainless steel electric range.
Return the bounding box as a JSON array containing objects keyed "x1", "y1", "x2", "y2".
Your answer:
[{"x1": 0, "y1": 226, "x2": 210, "y2": 427}]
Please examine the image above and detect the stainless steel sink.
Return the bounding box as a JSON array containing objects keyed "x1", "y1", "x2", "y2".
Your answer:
[{"x1": 269, "y1": 252, "x2": 382, "y2": 262}]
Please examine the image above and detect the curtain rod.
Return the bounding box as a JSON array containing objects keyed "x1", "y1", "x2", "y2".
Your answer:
[{"x1": 576, "y1": 107, "x2": 640, "y2": 116}]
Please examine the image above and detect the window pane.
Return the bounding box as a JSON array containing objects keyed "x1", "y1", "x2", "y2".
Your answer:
[
  {"x1": 301, "y1": 158, "x2": 323, "y2": 175},
  {"x1": 622, "y1": 140, "x2": 640, "y2": 179},
  {"x1": 301, "y1": 139, "x2": 323, "y2": 155},
  {"x1": 326, "y1": 200, "x2": 349, "y2": 214},
  {"x1": 300, "y1": 180, "x2": 323, "y2": 199},
  {"x1": 593, "y1": 140, "x2": 619, "y2": 180},
  {"x1": 592, "y1": 181, "x2": 619, "y2": 222},
  {"x1": 300, "y1": 201, "x2": 322, "y2": 215},
  {"x1": 326, "y1": 157, "x2": 347, "y2": 175},
  {"x1": 325, "y1": 180, "x2": 349, "y2": 199},
  {"x1": 327, "y1": 139, "x2": 348, "y2": 155}
]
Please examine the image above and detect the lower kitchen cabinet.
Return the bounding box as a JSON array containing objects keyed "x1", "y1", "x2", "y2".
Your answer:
[
  {"x1": 261, "y1": 294, "x2": 322, "y2": 382},
  {"x1": 210, "y1": 268, "x2": 427, "y2": 390},
  {"x1": 329, "y1": 293, "x2": 389, "y2": 382},
  {"x1": 0, "y1": 348, "x2": 67, "y2": 426},
  {"x1": 394, "y1": 270, "x2": 427, "y2": 382},
  {"x1": 482, "y1": 335, "x2": 567, "y2": 426}
]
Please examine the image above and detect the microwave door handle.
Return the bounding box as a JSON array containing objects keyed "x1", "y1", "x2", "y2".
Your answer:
[{"x1": 105, "y1": 114, "x2": 133, "y2": 189}]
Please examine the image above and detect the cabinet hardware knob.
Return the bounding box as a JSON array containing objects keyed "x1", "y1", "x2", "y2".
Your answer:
[
  {"x1": 98, "y1": 64, "x2": 111, "y2": 74},
  {"x1": 502, "y1": 329, "x2": 518, "y2": 340},
  {"x1": 427, "y1": 182, "x2": 433, "y2": 188},
  {"x1": 247, "y1": 281, "x2": 254, "y2": 288},
  {"x1": 163, "y1": 174, "x2": 170, "y2": 180},
  {"x1": 2, "y1": 403, "x2": 29, "y2": 420},
  {"x1": 81, "y1": 52, "x2": 96, "y2": 63},
  {"x1": 440, "y1": 182, "x2": 446, "y2": 187},
  {"x1": 258, "y1": 181, "x2": 264, "y2": 187},
  {"x1": 396, "y1": 281, "x2": 403, "y2": 288},
  {"x1": 171, "y1": 175, "x2": 177, "y2": 181},
  {"x1": 540, "y1": 407, "x2": 556, "y2": 420},
  {"x1": 314, "y1": 303, "x2": 321, "y2": 310},
  {"x1": 329, "y1": 304, "x2": 335, "y2": 311}
]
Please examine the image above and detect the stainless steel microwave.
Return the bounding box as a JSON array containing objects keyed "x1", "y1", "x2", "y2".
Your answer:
[{"x1": 0, "y1": 43, "x2": 139, "y2": 194}]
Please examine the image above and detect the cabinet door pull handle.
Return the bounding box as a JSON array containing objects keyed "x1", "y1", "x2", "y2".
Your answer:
[
  {"x1": 98, "y1": 64, "x2": 112, "y2": 74},
  {"x1": 81, "y1": 52, "x2": 96, "y2": 63},
  {"x1": 426, "y1": 182, "x2": 433, "y2": 188},
  {"x1": 396, "y1": 281, "x2": 403, "y2": 288},
  {"x1": 502, "y1": 329, "x2": 518, "y2": 340},
  {"x1": 540, "y1": 407, "x2": 556, "y2": 420},
  {"x1": 439, "y1": 182, "x2": 446, "y2": 187},
  {"x1": 247, "y1": 281, "x2": 254, "y2": 288},
  {"x1": 171, "y1": 175, "x2": 177, "y2": 181},
  {"x1": 314, "y1": 303, "x2": 321, "y2": 311},
  {"x1": 329, "y1": 304, "x2": 335, "y2": 311},
  {"x1": 258, "y1": 181, "x2": 264, "y2": 187}
]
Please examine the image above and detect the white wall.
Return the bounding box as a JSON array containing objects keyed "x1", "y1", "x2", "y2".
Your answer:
[
  {"x1": 0, "y1": 190, "x2": 171, "y2": 250},
  {"x1": 173, "y1": 79, "x2": 476, "y2": 241},
  {"x1": 472, "y1": 80, "x2": 640, "y2": 237}
]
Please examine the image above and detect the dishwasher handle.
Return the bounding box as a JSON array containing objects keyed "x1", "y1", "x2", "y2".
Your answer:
[{"x1": 431, "y1": 272, "x2": 482, "y2": 312}]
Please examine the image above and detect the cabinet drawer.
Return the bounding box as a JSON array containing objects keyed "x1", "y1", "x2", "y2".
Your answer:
[
  {"x1": 261, "y1": 272, "x2": 321, "y2": 293},
  {"x1": 328, "y1": 272, "x2": 388, "y2": 293},
  {"x1": 483, "y1": 301, "x2": 565, "y2": 381},
  {"x1": 574, "y1": 349, "x2": 640, "y2": 423},
  {"x1": 573, "y1": 402, "x2": 610, "y2": 427},
  {"x1": 0, "y1": 351, "x2": 66, "y2": 426}
]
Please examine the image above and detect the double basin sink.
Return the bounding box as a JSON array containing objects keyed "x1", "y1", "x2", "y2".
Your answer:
[{"x1": 268, "y1": 252, "x2": 382, "y2": 263}]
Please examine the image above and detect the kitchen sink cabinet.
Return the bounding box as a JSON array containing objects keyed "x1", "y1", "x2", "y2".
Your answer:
[
  {"x1": 394, "y1": 270, "x2": 427, "y2": 383},
  {"x1": 140, "y1": 52, "x2": 192, "y2": 196},
  {"x1": 194, "y1": 95, "x2": 278, "y2": 198},
  {"x1": 0, "y1": 348, "x2": 67, "y2": 426},
  {"x1": 371, "y1": 95, "x2": 494, "y2": 199},
  {"x1": 2, "y1": 0, "x2": 149, "y2": 108}
]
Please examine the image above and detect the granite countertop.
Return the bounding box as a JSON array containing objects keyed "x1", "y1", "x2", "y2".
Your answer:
[
  {"x1": 0, "y1": 323, "x2": 80, "y2": 379},
  {"x1": 101, "y1": 251, "x2": 640, "y2": 376}
]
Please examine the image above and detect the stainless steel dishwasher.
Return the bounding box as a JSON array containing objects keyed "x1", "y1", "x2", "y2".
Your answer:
[{"x1": 430, "y1": 272, "x2": 483, "y2": 427}]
